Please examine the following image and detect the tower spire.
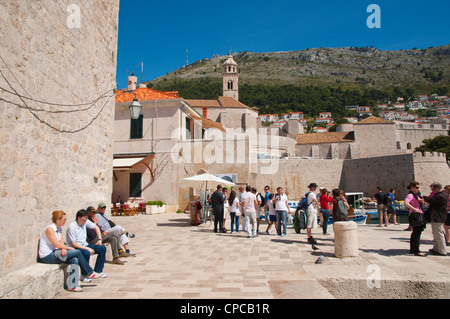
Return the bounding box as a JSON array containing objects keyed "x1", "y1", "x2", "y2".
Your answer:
[{"x1": 222, "y1": 54, "x2": 238, "y2": 101}]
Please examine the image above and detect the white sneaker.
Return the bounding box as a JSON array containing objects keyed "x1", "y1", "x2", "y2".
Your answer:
[
  {"x1": 87, "y1": 272, "x2": 107, "y2": 279},
  {"x1": 68, "y1": 286, "x2": 83, "y2": 292},
  {"x1": 81, "y1": 277, "x2": 92, "y2": 283}
]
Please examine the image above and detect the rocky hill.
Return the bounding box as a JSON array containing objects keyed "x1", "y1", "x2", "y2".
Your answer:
[
  {"x1": 148, "y1": 45, "x2": 449, "y2": 118},
  {"x1": 150, "y1": 45, "x2": 450, "y2": 90}
]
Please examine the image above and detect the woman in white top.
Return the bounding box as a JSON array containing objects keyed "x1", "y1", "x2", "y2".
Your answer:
[
  {"x1": 38, "y1": 211, "x2": 91, "y2": 292},
  {"x1": 228, "y1": 190, "x2": 240, "y2": 233}
]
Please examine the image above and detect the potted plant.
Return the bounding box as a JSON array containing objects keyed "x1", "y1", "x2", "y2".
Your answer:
[
  {"x1": 146, "y1": 201, "x2": 166, "y2": 214},
  {"x1": 146, "y1": 201, "x2": 159, "y2": 215},
  {"x1": 157, "y1": 201, "x2": 166, "y2": 213}
]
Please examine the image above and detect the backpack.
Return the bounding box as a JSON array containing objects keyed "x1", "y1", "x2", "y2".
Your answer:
[
  {"x1": 258, "y1": 193, "x2": 265, "y2": 206},
  {"x1": 383, "y1": 193, "x2": 390, "y2": 205},
  {"x1": 294, "y1": 207, "x2": 307, "y2": 233},
  {"x1": 334, "y1": 198, "x2": 349, "y2": 221},
  {"x1": 300, "y1": 191, "x2": 312, "y2": 211},
  {"x1": 385, "y1": 194, "x2": 392, "y2": 206}
]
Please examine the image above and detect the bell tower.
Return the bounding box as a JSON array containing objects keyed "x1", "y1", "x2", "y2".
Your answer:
[{"x1": 222, "y1": 54, "x2": 238, "y2": 101}]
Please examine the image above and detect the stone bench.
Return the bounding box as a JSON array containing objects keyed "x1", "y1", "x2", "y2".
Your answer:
[
  {"x1": 0, "y1": 243, "x2": 113, "y2": 299},
  {"x1": 0, "y1": 263, "x2": 66, "y2": 299}
]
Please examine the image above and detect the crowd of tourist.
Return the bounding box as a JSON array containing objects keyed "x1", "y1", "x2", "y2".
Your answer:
[
  {"x1": 210, "y1": 181, "x2": 450, "y2": 258},
  {"x1": 38, "y1": 203, "x2": 136, "y2": 292},
  {"x1": 209, "y1": 182, "x2": 354, "y2": 245}
]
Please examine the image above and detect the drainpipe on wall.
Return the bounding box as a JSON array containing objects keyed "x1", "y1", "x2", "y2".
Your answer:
[{"x1": 180, "y1": 102, "x2": 186, "y2": 141}]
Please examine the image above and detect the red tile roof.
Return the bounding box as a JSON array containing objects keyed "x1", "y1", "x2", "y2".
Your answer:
[
  {"x1": 185, "y1": 99, "x2": 221, "y2": 107},
  {"x1": 115, "y1": 88, "x2": 179, "y2": 103},
  {"x1": 296, "y1": 131, "x2": 355, "y2": 145},
  {"x1": 186, "y1": 96, "x2": 258, "y2": 112}
]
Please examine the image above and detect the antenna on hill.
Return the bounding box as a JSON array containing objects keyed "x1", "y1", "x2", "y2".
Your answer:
[
  {"x1": 213, "y1": 54, "x2": 219, "y2": 67},
  {"x1": 135, "y1": 62, "x2": 144, "y2": 83},
  {"x1": 186, "y1": 49, "x2": 188, "y2": 66}
]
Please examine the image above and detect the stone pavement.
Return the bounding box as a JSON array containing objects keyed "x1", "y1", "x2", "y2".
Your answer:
[{"x1": 55, "y1": 212, "x2": 450, "y2": 299}]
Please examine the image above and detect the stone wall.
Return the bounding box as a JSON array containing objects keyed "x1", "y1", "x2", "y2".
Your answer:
[
  {"x1": 295, "y1": 142, "x2": 354, "y2": 159},
  {"x1": 341, "y1": 154, "x2": 420, "y2": 199},
  {"x1": 353, "y1": 122, "x2": 398, "y2": 158},
  {"x1": 166, "y1": 134, "x2": 448, "y2": 211},
  {"x1": 395, "y1": 122, "x2": 448, "y2": 153},
  {"x1": 413, "y1": 152, "x2": 450, "y2": 190},
  {"x1": 177, "y1": 135, "x2": 345, "y2": 206},
  {"x1": 0, "y1": 0, "x2": 119, "y2": 277}
]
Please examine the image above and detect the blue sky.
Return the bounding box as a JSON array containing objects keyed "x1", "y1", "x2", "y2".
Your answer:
[{"x1": 116, "y1": 0, "x2": 449, "y2": 89}]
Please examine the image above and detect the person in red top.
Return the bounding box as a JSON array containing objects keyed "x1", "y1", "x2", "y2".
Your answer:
[{"x1": 319, "y1": 188, "x2": 332, "y2": 234}]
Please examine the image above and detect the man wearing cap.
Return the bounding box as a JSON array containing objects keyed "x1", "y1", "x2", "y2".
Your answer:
[
  {"x1": 87, "y1": 206, "x2": 128, "y2": 265},
  {"x1": 306, "y1": 183, "x2": 320, "y2": 245},
  {"x1": 95, "y1": 202, "x2": 136, "y2": 256}
]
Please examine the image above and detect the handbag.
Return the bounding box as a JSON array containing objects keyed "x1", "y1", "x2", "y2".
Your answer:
[
  {"x1": 408, "y1": 211, "x2": 425, "y2": 227},
  {"x1": 54, "y1": 249, "x2": 67, "y2": 262}
]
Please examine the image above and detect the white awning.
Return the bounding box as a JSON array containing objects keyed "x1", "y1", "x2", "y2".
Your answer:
[{"x1": 113, "y1": 157, "x2": 147, "y2": 170}]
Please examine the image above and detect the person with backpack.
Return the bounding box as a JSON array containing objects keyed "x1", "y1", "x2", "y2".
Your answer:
[
  {"x1": 386, "y1": 188, "x2": 400, "y2": 225},
  {"x1": 304, "y1": 183, "x2": 320, "y2": 244},
  {"x1": 330, "y1": 188, "x2": 350, "y2": 223},
  {"x1": 373, "y1": 186, "x2": 388, "y2": 227}
]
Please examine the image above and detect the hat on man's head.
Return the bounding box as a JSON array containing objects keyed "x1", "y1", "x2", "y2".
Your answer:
[
  {"x1": 308, "y1": 183, "x2": 318, "y2": 188},
  {"x1": 86, "y1": 206, "x2": 97, "y2": 213},
  {"x1": 98, "y1": 202, "x2": 106, "y2": 208}
]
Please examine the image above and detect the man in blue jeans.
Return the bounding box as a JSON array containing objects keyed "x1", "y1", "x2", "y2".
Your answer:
[
  {"x1": 66, "y1": 209, "x2": 107, "y2": 279},
  {"x1": 273, "y1": 187, "x2": 289, "y2": 236}
]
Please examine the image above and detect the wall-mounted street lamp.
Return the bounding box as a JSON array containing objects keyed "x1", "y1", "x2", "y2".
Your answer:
[
  {"x1": 129, "y1": 94, "x2": 142, "y2": 120},
  {"x1": 114, "y1": 89, "x2": 142, "y2": 120}
]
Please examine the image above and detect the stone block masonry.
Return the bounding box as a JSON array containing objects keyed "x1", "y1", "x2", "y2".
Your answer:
[{"x1": 0, "y1": 0, "x2": 119, "y2": 279}]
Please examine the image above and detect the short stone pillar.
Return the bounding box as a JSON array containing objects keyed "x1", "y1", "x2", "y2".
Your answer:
[{"x1": 333, "y1": 221, "x2": 358, "y2": 258}]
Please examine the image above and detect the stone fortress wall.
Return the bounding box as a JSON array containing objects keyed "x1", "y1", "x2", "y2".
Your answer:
[{"x1": 0, "y1": 0, "x2": 120, "y2": 279}]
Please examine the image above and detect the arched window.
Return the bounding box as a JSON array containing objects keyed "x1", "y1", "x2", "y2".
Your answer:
[
  {"x1": 228, "y1": 81, "x2": 233, "y2": 90},
  {"x1": 406, "y1": 143, "x2": 412, "y2": 150}
]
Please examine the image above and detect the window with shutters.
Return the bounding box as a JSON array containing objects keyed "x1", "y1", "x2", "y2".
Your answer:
[
  {"x1": 129, "y1": 173, "x2": 142, "y2": 197},
  {"x1": 130, "y1": 114, "x2": 143, "y2": 139}
]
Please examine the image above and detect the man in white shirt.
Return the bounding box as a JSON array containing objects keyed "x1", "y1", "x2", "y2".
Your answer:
[
  {"x1": 273, "y1": 187, "x2": 289, "y2": 236},
  {"x1": 241, "y1": 185, "x2": 258, "y2": 238},
  {"x1": 66, "y1": 209, "x2": 107, "y2": 278},
  {"x1": 306, "y1": 183, "x2": 320, "y2": 244}
]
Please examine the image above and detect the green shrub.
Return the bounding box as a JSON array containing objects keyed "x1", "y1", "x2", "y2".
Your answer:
[{"x1": 146, "y1": 201, "x2": 165, "y2": 207}]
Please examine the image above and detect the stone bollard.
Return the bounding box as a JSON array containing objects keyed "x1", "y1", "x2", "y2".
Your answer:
[{"x1": 333, "y1": 221, "x2": 358, "y2": 258}]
